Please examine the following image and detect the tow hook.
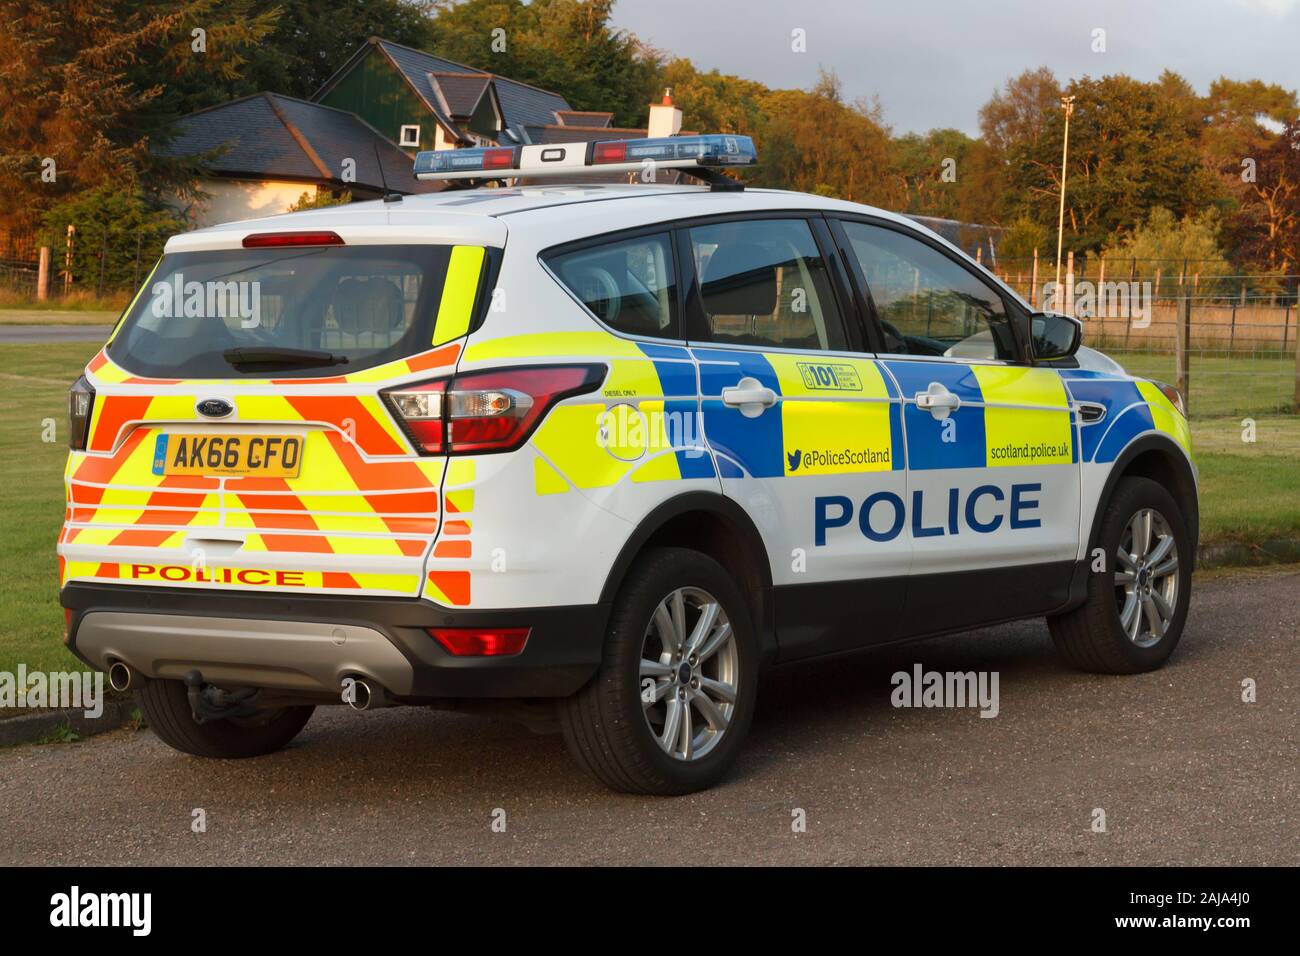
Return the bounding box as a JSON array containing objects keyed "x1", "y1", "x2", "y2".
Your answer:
[{"x1": 183, "y1": 669, "x2": 262, "y2": 724}]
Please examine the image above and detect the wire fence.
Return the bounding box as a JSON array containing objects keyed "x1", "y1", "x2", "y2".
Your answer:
[
  {"x1": 987, "y1": 255, "x2": 1299, "y2": 423},
  {"x1": 0, "y1": 226, "x2": 163, "y2": 304}
]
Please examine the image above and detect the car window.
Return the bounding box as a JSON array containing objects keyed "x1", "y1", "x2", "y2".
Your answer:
[
  {"x1": 840, "y1": 221, "x2": 1016, "y2": 361},
  {"x1": 546, "y1": 233, "x2": 678, "y2": 339},
  {"x1": 688, "y1": 218, "x2": 847, "y2": 352},
  {"x1": 108, "y1": 245, "x2": 464, "y2": 379}
]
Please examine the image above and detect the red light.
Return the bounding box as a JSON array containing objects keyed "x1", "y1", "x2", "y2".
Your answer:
[
  {"x1": 242, "y1": 231, "x2": 344, "y2": 248},
  {"x1": 592, "y1": 141, "x2": 628, "y2": 164},
  {"x1": 482, "y1": 148, "x2": 516, "y2": 170},
  {"x1": 428, "y1": 627, "x2": 530, "y2": 657},
  {"x1": 64, "y1": 608, "x2": 73, "y2": 640},
  {"x1": 382, "y1": 365, "x2": 603, "y2": 456}
]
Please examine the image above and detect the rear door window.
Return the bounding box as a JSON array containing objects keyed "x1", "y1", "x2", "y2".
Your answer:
[
  {"x1": 108, "y1": 244, "x2": 478, "y2": 378},
  {"x1": 544, "y1": 232, "x2": 678, "y2": 339},
  {"x1": 687, "y1": 218, "x2": 848, "y2": 352}
]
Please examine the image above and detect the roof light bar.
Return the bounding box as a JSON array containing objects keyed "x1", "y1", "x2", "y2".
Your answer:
[{"x1": 413, "y1": 134, "x2": 757, "y2": 181}]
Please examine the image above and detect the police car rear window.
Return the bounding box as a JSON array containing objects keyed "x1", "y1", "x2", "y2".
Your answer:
[
  {"x1": 108, "y1": 245, "x2": 460, "y2": 378},
  {"x1": 545, "y1": 233, "x2": 678, "y2": 340}
]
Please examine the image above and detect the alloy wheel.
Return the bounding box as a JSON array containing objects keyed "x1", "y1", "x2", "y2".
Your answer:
[
  {"x1": 1113, "y1": 508, "x2": 1180, "y2": 648},
  {"x1": 638, "y1": 586, "x2": 739, "y2": 761}
]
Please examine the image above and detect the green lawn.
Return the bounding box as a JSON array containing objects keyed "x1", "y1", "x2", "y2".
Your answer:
[
  {"x1": 0, "y1": 342, "x2": 1297, "y2": 677},
  {"x1": 0, "y1": 309, "x2": 120, "y2": 325},
  {"x1": 0, "y1": 342, "x2": 102, "y2": 676},
  {"x1": 1110, "y1": 351, "x2": 1296, "y2": 418}
]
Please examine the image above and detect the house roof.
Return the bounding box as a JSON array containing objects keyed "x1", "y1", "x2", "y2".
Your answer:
[
  {"x1": 518, "y1": 124, "x2": 648, "y2": 145},
  {"x1": 159, "y1": 92, "x2": 437, "y2": 194},
  {"x1": 428, "y1": 71, "x2": 493, "y2": 119},
  {"x1": 316, "y1": 38, "x2": 574, "y2": 145},
  {"x1": 555, "y1": 110, "x2": 613, "y2": 127}
]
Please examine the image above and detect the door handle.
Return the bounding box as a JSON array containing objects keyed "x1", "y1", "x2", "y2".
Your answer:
[
  {"x1": 915, "y1": 382, "x2": 961, "y2": 420},
  {"x1": 722, "y1": 376, "x2": 778, "y2": 418}
]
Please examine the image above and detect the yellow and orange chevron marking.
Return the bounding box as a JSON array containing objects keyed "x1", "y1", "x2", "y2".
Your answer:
[{"x1": 64, "y1": 342, "x2": 473, "y2": 598}]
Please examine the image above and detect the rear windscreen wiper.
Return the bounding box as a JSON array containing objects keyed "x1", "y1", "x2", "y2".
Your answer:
[{"x1": 222, "y1": 347, "x2": 350, "y2": 369}]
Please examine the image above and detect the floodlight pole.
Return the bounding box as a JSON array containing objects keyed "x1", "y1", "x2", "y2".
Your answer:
[{"x1": 1054, "y1": 95, "x2": 1076, "y2": 311}]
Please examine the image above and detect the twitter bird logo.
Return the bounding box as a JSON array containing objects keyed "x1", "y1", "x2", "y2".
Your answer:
[{"x1": 787, "y1": 449, "x2": 801, "y2": 472}]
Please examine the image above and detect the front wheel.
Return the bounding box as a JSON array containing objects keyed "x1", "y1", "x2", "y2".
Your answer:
[
  {"x1": 559, "y1": 547, "x2": 758, "y2": 795},
  {"x1": 1049, "y1": 476, "x2": 1193, "y2": 673}
]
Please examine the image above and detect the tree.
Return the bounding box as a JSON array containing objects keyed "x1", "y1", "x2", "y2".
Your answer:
[
  {"x1": 656, "y1": 58, "x2": 768, "y2": 136},
  {"x1": 1005, "y1": 74, "x2": 1224, "y2": 252},
  {"x1": 238, "y1": 0, "x2": 437, "y2": 103},
  {"x1": 1233, "y1": 118, "x2": 1300, "y2": 273},
  {"x1": 749, "y1": 71, "x2": 898, "y2": 206},
  {"x1": 997, "y1": 216, "x2": 1050, "y2": 263},
  {"x1": 40, "y1": 184, "x2": 189, "y2": 291},
  {"x1": 889, "y1": 128, "x2": 978, "y2": 219},
  {"x1": 0, "y1": 0, "x2": 277, "y2": 231},
  {"x1": 1101, "y1": 207, "x2": 1233, "y2": 295},
  {"x1": 978, "y1": 67, "x2": 1061, "y2": 157},
  {"x1": 427, "y1": 0, "x2": 660, "y2": 127}
]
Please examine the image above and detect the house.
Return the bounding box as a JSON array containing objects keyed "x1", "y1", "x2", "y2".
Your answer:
[
  {"x1": 162, "y1": 37, "x2": 679, "y2": 226},
  {"x1": 313, "y1": 37, "x2": 676, "y2": 151},
  {"x1": 160, "y1": 92, "x2": 437, "y2": 227}
]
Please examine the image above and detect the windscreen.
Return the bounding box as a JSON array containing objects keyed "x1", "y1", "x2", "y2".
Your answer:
[{"x1": 108, "y1": 244, "x2": 459, "y2": 378}]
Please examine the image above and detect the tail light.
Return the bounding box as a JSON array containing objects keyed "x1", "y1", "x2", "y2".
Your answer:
[
  {"x1": 383, "y1": 364, "x2": 604, "y2": 455},
  {"x1": 69, "y1": 375, "x2": 95, "y2": 450},
  {"x1": 428, "y1": 626, "x2": 530, "y2": 657}
]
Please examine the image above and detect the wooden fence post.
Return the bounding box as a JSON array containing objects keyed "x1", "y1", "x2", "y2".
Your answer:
[
  {"x1": 1177, "y1": 293, "x2": 1192, "y2": 414},
  {"x1": 1065, "y1": 250, "x2": 1075, "y2": 314},
  {"x1": 1030, "y1": 248, "x2": 1039, "y2": 308},
  {"x1": 36, "y1": 246, "x2": 50, "y2": 301},
  {"x1": 63, "y1": 225, "x2": 75, "y2": 295}
]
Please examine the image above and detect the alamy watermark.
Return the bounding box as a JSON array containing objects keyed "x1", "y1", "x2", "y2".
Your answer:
[
  {"x1": 1043, "y1": 280, "x2": 1154, "y2": 326},
  {"x1": 0, "y1": 667, "x2": 104, "y2": 718},
  {"x1": 150, "y1": 273, "x2": 261, "y2": 329},
  {"x1": 891, "y1": 664, "x2": 1000, "y2": 717}
]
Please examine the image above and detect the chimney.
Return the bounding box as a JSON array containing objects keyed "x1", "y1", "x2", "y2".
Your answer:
[{"x1": 647, "y1": 88, "x2": 682, "y2": 139}]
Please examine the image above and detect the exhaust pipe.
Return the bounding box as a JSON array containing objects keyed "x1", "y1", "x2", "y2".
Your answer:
[
  {"x1": 346, "y1": 677, "x2": 390, "y2": 711},
  {"x1": 107, "y1": 661, "x2": 137, "y2": 692}
]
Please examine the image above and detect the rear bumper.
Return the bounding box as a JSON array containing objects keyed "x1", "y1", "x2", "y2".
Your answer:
[{"x1": 61, "y1": 582, "x2": 608, "y2": 699}]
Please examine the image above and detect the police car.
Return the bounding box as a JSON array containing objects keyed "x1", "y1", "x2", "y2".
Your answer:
[{"x1": 59, "y1": 135, "x2": 1196, "y2": 793}]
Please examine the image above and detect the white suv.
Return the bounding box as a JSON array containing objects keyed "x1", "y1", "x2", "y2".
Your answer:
[{"x1": 59, "y1": 136, "x2": 1197, "y2": 793}]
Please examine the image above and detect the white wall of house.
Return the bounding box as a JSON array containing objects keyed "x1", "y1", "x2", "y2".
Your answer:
[{"x1": 173, "y1": 178, "x2": 322, "y2": 228}]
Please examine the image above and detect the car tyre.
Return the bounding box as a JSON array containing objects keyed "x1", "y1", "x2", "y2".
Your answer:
[
  {"x1": 135, "y1": 678, "x2": 314, "y2": 758},
  {"x1": 559, "y1": 546, "x2": 758, "y2": 795},
  {"x1": 1049, "y1": 476, "x2": 1192, "y2": 674}
]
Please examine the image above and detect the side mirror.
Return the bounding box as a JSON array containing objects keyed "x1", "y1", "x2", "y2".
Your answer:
[{"x1": 1029, "y1": 312, "x2": 1083, "y2": 361}]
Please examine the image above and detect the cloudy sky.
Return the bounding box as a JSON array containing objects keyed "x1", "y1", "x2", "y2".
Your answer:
[{"x1": 612, "y1": 0, "x2": 1300, "y2": 135}]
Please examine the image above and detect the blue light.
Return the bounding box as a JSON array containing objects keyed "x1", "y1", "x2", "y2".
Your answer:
[
  {"x1": 413, "y1": 145, "x2": 518, "y2": 177},
  {"x1": 603, "y1": 134, "x2": 757, "y2": 167}
]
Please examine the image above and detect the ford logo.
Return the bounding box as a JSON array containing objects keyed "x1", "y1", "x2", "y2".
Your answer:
[{"x1": 196, "y1": 398, "x2": 234, "y2": 419}]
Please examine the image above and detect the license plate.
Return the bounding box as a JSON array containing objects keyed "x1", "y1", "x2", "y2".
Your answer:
[{"x1": 152, "y1": 433, "x2": 304, "y2": 478}]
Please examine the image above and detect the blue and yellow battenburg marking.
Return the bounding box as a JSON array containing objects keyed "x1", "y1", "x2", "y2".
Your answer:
[
  {"x1": 883, "y1": 361, "x2": 1075, "y2": 470},
  {"x1": 1059, "y1": 370, "x2": 1191, "y2": 463},
  {"x1": 525, "y1": 339, "x2": 715, "y2": 493},
  {"x1": 695, "y1": 349, "x2": 904, "y2": 479}
]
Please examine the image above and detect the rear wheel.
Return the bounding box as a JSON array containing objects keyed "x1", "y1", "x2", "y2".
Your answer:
[
  {"x1": 135, "y1": 678, "x2": 314, "y2": 759},
  {"x1": 1049, "y1": 476, "x2": 1192, "y2": 673},
  {"x1": 559, "y1": 547, "x2": 758, "y2": 795}
]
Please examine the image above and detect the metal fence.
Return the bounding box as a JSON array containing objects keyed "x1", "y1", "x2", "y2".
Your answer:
[
  {"x1": 990, "y1": 255, "x2": 1299, "y2": 422},
  {"x1": 0, "y1": 226, "x2": 161, "y2": 302}
]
